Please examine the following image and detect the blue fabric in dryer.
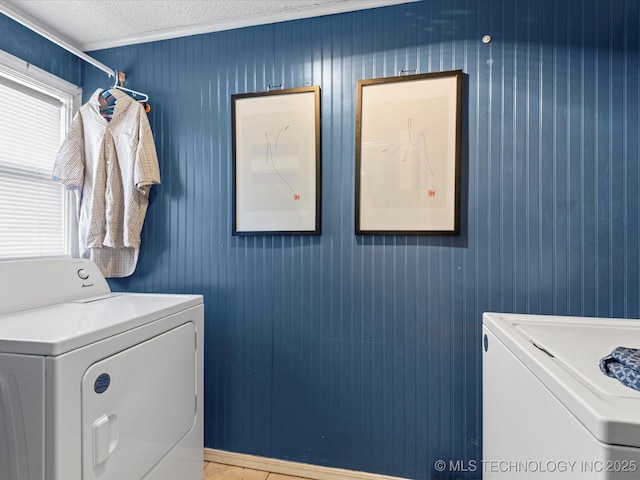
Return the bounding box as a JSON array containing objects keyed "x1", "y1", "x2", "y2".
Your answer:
[{"x1": 600, "y1": 347, "x2": 640, "y2": 391}]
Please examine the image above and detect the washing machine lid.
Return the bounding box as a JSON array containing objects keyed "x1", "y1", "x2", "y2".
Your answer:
[
  {"x1": 484, "y1": 312, "x2": 640, "y2": 449},
  {"x1": 0, "y1": 293, "x2": 202, "y2": 356}
]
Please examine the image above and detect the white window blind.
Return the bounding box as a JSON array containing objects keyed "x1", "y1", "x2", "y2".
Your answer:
[{"x1": 0, "y1": 50, "x2": 81, "y2": 259}]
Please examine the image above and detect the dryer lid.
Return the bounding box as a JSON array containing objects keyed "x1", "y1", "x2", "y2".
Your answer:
[
  {"x1": 484, "y1": 312, "x2": 640, "y2": 449},
  {"x1": 0, "y1": 293, "x2": 202, "y2": 356}
]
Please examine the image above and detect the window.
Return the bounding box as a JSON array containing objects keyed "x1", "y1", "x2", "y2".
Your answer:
[{"x1": 0, "y1": 50, "x2": 81, "y2": 259}]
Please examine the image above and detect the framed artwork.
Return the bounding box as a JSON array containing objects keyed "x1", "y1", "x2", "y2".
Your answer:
[
  {"x1": 232, "y1": 86, "x2": 321, "y2": 235},
  {"x1": 355, "y1": 69, "x2": 462, "y2": 235}
]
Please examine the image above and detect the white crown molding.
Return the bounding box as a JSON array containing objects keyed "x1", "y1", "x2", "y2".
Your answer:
[{"x1": 81, "y1": 0, "x2": 420, "y2": 52}]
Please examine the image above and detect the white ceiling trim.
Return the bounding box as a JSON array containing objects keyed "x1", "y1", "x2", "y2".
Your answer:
[{"x1": 80, "y1": 0, "x2": 419, "y2": 52}]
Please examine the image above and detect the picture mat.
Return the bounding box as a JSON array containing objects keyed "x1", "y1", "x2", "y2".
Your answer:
[{"x1": 358, "y1": 75, "x2": 459, "y2": 232}]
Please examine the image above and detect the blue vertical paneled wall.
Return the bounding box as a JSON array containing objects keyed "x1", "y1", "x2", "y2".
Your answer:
[
  {"x1": 0, "y1": 14, "x2": 81, "y2": 85},
  {"x1": 2, "y1": 0, "x2": 640, "y2": 478}
]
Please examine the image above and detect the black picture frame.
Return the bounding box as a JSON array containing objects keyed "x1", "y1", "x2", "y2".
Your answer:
[
  {"x1": 232, "y1": 86, "x2": 321, "y2": 235},
  {"x1": 355, "y1": 70, "x2": 462, "y2": 235}
]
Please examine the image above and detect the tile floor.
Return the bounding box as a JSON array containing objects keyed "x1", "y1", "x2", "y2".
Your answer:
[{"x1": 204, "y1": 461, "x2": 311, "y2": 480}]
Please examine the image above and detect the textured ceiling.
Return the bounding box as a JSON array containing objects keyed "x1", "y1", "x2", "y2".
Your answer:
[{"x1": 2, "y1": 0, "x2": 418, "y2": 51}]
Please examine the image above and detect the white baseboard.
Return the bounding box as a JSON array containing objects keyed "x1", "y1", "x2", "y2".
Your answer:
[{"x1": 204, "y1": 448, "x2": 412, "y2": 480}]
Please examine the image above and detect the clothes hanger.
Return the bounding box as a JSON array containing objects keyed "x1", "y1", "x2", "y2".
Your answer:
[{"x1": 110, "y1": 71, "x2": 149, "y2": 103}]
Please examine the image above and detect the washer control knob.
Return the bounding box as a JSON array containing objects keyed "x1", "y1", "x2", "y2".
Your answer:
[{"x1": 77, "y1": 269, "x2": 89, "y2": 280}]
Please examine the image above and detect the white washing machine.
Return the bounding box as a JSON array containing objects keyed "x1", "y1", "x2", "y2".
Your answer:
[
  {"x1": 0, "y1": 258, "x2": 204, "y2": 480},
  {"x1": 483, "y1": 312, "x2": 640, "y2": 479}
]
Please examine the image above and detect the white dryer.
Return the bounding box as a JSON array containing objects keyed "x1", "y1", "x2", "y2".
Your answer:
[
  {"x1": 483, "y1": 312, "x2": 640, "y2": 479},
  {"x1": 0, "y1": 258, "x2": 204, "y2": 480}
]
